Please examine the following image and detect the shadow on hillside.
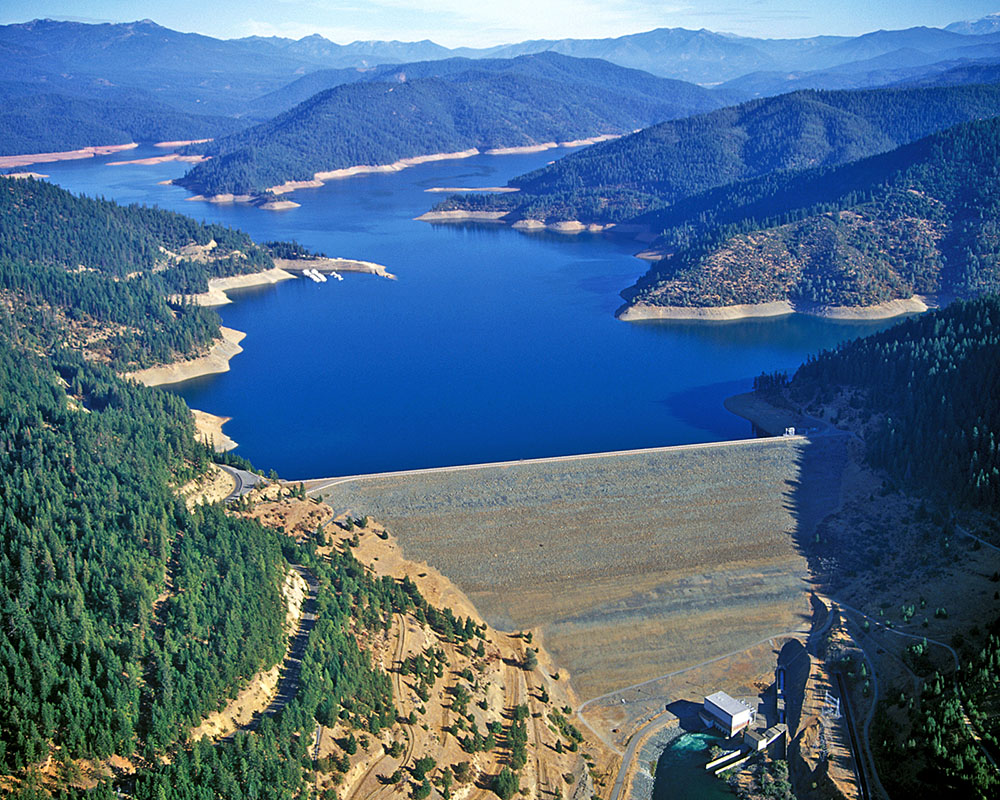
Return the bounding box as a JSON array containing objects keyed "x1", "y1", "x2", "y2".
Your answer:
[
  {"x1": 665, "y1": 700, "x2": 705, "y2": 732},
  {"x1": 782, "y1": 433, "x2": 852, "y2": 601}
]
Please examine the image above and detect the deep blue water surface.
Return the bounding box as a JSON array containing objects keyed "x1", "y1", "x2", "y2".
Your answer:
[{"x1": 41, "y1": 145, "x2": 897, "y2": 477}]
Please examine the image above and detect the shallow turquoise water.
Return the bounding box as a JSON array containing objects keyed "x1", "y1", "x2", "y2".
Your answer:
[
  {"x1": 40, "y1": 145, "x2": 898, "y2": 477},
  {"x1": 653, "y1": 732, "x2": 735, "y2": 800}
]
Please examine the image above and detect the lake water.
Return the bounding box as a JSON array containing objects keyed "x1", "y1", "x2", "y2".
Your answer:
[{"x1": 41, "y1": 145, "x2": 896, "y2": 477}]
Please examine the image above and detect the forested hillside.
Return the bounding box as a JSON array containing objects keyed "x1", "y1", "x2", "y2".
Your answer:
[
  {"x1": 0, "y1": 90, "x2": 245, "y2": 156},
  {"x1": 246, "y1": 51, "x2": 725, "y2": 118},
  {"x1": 0, "y1": 296, "x2": 477, "y2": 793},
  {"x1": 755, "y1": 297, "x2": 1000, "y2": 799},
  {"x1": 176, "y1": 61, "x2": 726, "y2": 197},
  {"x1": 0, "y1": 174, "x2": 505, "y2": 798},
  {"x1": 620, "y1": 116, "x2": 1000, "y2": 310},
  {"x1": 0, "y1": 334, "x2": 288, "y2": 770},
  {"x1": 784, "y1": 296, "x2": 1000, "y2": 512},
  {"x1": 0, "y1": 177, "x2": 277, "y2": 369},
  {"x1": 435, "y1": 84, "x2": 1000, "y2": 224}
]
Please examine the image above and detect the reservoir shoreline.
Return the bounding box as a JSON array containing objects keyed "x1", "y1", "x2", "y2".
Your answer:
[
  {"x1": 181, "y1": 134, "x2": 622, "y2": 208},
  {"x1": 617, "y1": 295, "x2": 931, "y2": 322}
]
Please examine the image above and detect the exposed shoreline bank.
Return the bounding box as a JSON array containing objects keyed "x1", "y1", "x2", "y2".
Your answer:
[
  {"x1": 0, "y1": 142, "x2": 138, "y2": 169},
  {"x1": 191, "y1": 409, "x2": 238, "y2": 452},
  {"x1": 124, "y1": 326, "x2": 246, "y2": 387},
  {"x1": 274, "y1": 257, "x2": 397, "y2": 280},
  {"x1": 184, "y1": 134, "x2": 622, "y2": 209},
  {"x1": 424, "y1": 186, "x2": 520, "y2": 193},
  {"x1": 617, "y1": 295, "x2": 932, "y2": 322},
  {"x1": 415, "y1": 209, "x2": 611, "y2": 234},
  {"x1": 109, "y1": 153, "x2": 209, "y2": 166},
  {"x1": 174, "y1": 266, "x2": 297, "y2": 307}
]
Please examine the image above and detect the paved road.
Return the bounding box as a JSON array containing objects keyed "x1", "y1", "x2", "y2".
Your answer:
[
  {"x1": 602, "y1": 599, "x2": 840, "y2": 800},
  {"x1": 218, "y1": 463, "x2": 264, "y2": 503},
  {"x1": 303, "y1": 435, "x2": 809, "y2": 495},
  {"x1": 600, "y1": 624, "x2": 818, "y2": 800}
]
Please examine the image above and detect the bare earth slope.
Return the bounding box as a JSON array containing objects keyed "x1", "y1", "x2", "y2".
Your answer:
[{"x1": 315, "y1": 437, "x2": 847, "y2": 700}]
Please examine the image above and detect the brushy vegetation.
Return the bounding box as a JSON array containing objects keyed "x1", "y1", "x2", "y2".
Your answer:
[{"x1": 625, "y1": 116, "x2": 1000, "y2": 308}]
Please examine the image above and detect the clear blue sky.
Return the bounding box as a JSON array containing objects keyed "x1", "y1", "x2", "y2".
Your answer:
[{"x1": 2, "y1": 1, "x2": 999, "y2": 47}]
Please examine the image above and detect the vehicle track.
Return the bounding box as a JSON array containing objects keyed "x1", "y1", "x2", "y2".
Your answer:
[{"x1": 350, "y1": 614, "x2": 412, "y2": 800}]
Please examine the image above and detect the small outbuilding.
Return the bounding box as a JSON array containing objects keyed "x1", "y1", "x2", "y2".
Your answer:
[
  {"x1": 700, "y1": 691, "x2": 755, "y2": 737},
  {"x1": 744, "y1": 728, "x2": 769, "y2": 751}
]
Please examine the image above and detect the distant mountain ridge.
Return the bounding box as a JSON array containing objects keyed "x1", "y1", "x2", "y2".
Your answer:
[
  {"x1": 176, "y1": 54, "x2": 727, "y2": 197},
  {"x1": 7, "y1": 16, "x2": 1000, "y2": 93},
  {"x1": 432, "y1": 83, "x2": 1000, "y2": 225},
  {"x1": 7, "y1": 16, "x2": 1000, "y2": 174}
]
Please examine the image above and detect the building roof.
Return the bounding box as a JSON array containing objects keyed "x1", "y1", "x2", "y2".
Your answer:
[
  {"x1": 744, "y1": 729, "x2": 767, "y2": 744},
  {"x1": 705, "y1": 691, "x2": 751, "y2": 719}
]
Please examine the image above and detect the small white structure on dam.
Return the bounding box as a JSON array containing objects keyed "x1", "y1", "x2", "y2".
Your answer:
[{"x1": 701, "y1": 691, "x2": 755, "y2": 737}]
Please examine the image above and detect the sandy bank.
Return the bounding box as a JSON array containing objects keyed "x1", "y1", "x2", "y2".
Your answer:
[
  {"x1": 512, "y1": 218, "x2": 610, "y2": 234},
  {"x1": 415, "y1": 209, "x2": 508, "y2": 223},
  {"x1": 417, "y1": 212, "x2": 612, "y2": 234},
  {"x1": 484, "y1": 134, "x2": 620, "y2": 156},
  {"x1": 266, "y1": 148, "x2": 481, "y2": 197},
  {"x1": 424, "y1": 186, "x2": 520, "y2": 193},
  {"x1": 109, "y1": 153, "x2": 208, "y2": 166},
  {"x1": 258, "y1": 199, "x2": 301, "y2": 210},
  {"x1": 558, "y1": 133, "x2": 622, "y2": 148},
  {"x1": 124, "y1": 327, "x2": 246, "y2": 387},
  {"x1": 191, "y1": 409, "x2": 238, "y2": 452},
  {"x1": 485, "y1": 142, "x2": 557, "y2": 155},
  {"x1": 618, "y1": 295, "x2": 932, "y2": 322},
  {"x1": 618, "y1": 300, "x2": 794, "y2": 321},
  {"x1": 176, "y1": 267, "x2": 296, "y2": 307},
  {"x1": 0, "y1": 142, "x2": 138, "y2": 169},
  {"x1": 274, "y1": 257, "x2": 396, "y2": 280},
  {"x1": 154, "y1": 138, "x2": 212, "y2": 148},
  {"x1": 804, "y1": 294, "x2": 932, "y2": 319},
  {"x1": 185, "y1": 192, "x2": 256, "y2": 204},
  {"x1": 1, "y1": 171, "x2": 49, "y2": 179}
]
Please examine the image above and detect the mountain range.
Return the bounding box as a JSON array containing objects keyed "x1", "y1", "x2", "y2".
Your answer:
[
  {"x1": 175, "y1": 53, "x2": 726, "y2": 197},
  {"x1": 6, "y1": 15, "x2": 1000, "y2": 157},
  {"x1": 434, "y1": 83, "x2": 1000, "y2": 225}
]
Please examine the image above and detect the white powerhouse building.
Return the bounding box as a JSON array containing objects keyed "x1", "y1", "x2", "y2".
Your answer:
[{"x1": 701, "y1": 691, "x2": 755, "y2": 737}]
